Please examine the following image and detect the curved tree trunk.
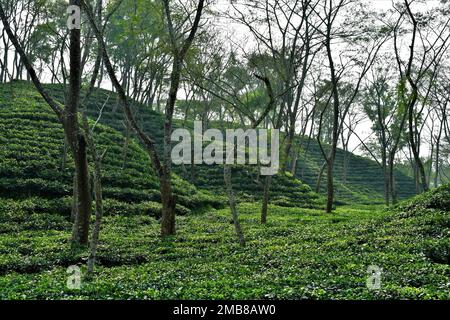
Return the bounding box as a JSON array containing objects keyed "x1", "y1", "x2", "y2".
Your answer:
[{"x1": 315, "y1": 162, "x2": 327, "y2": 193}]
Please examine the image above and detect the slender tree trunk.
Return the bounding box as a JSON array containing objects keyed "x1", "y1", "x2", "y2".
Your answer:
[
  {"x1": 71, "y1": 175, "x2": 78, "y2": 222},
  {"x1": 261, "y1": 175, "x2": 272, "y2": 224},
  {"x1": 224, "y1": 165, "x2": 245, "y2": 246},
  {"x1": 82, "y1": 113, "x2": 104, "y2": 278},
  {"x1": 290, "y1": 152, "x2": 298, "y2": 176},
  {"x1": 324, "y1": 12, "x2": 340, "y2": 213},
  {"x1": 159, "y1": 57, "x2": 182, "y2": 236},
  {"x1": 342, "y1": 151, "x2": 349, "y2": 184},
  {"x1": 121, "y1": 120, "x2": 131, "y2": 169},
  {"x1": 326, "y1": 159, "x2": 334, "y2": 213},
  {"x1": 62, "y1": 137, "x2": 68, "y2": 171},
  {"x1": 382, "y1": 153, "x2": 389, "y2": 206},
  {"x1": 408, "y1": 101, "x2": 429, "y2": 192},
  {"x1": 434, "y1": 131, "x2": 442, "y2": 187},
  {"x1": 427, "y1": 143, "x2": 434, "y2": 190},
  {"x1": 388, "y1": 154, "x2": 398, "y2": 204},
  {"x1": 401, "y1": 1, "x2": 429, "y2": 193},
  {"x1": 160, "y1": 175, "x2": 176, "y2": 236},
  {"x1": 67, "y1": 0, "x2": 91, "y2": 245},
  {"x1": 69, "y1": 133, "x2": 91, "y2": 245},
  {"x1": 315, "y1": 161, "x2": 327, "y2": 193}
]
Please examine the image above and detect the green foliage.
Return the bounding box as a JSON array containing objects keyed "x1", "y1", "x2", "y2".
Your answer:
[
  {"x1": 0, "y1": 203, "x2": 448, "y2": 299},
  {"x1": 394, "y1": 184, "x2": 450, "y2": 214},
  {"x1": 0, "y1": 81, "x2": 418, "y2": 208},
  {"x1": 0, "y1": 81, "x2": 222, "y2": 212},
  {"x1": 387, "y1": 185, "x2": 450, "y2": 267},
  {"x1": 42, "y1": 81, "x2": 322, "y2": 208},
  {"x1": 294, "y1": 136, "x2": 417, "y2": 204}
]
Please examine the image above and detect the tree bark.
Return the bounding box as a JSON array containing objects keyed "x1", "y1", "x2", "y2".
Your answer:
[
  {"x1": 82, "y1": 0, "x2": 205, "y2": 237},
  {"x1": 326, "y1": 159, "x2": 335, "y2": 213},
  {"x1": 67, "y1": 0, "x2": 91, "y2": 245},
  {"x1": 224, "y1": 165, "x2": 245, "y2": 246},
  {"x1": 315, "y1": 161, "x2": 327, "y2": 194},
  {"x1": 261, "y1": 175, "x2": 272, "y2": 224},
  {"x1": 407, "y1": 94, "x2": 429, "y2": 192},
  {"x1": 160, "y1": 174, "x2": 176, "y2": 235},
  {"x1": 434, "y1": 121, "x2": 443, "y2": 187},
  {"x1": 69, "y1": 132, "x2": 91, "y2": 245},
  {"x1": 81, "y1": 113, "x2": 104, "y2": 278},
  {"x1": 388, "y1": 154, "x2": 398, "y2": 205},
  {"x1": 382, "y1": 153, "x2": 389, "y2": 207},
  {"x1": 0, "y1": 2, "x2": 91, "y2": 245}
]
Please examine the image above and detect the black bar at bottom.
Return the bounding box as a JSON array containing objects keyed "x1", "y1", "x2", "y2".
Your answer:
[{"x1": 0, "y1": 300, "x2": 447, "y2": 318}]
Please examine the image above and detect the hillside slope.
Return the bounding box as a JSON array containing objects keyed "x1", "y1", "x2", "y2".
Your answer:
[
  {"x1": 0, "y1": 81, "x2": 321, "y2": 211},
  {"x1": 294, "y1": 138, "x2": 418, "y2": 204},
  {"x1": 0, "y1": 82, "x2": 447, "y2": 300},
  {"x1": 45, "y1": 81, "x2": 323, "y2": 208},
  {"x1": 0, "y1": 81, "x2": 222, "y2": 216},
  {"x1": 389, "y1": 184, "x2": 450, "y2": 265},
  {"x1": 46, "y1": 81, "x2": 416, "y2": 205}
]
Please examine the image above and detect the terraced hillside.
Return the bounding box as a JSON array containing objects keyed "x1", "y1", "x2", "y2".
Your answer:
[
  {"x1": 294, "y1": 138, "x2": 417, "y2": 204},
  {"x1": 0, "y1": 82, "x2": 223, "y2": 217},
  {"x1": 45, "y1": 81, "x2": 323, "y2": 208},
  {"x1": 46, "y1": 81, "x2": 416, "y2": 205},
  {"x1": 1, "y1": 81, "x2": 417, "y2": 207},
  {"x1": 0, "y1": 81, "x2": 321, "y2": 211},
  {"x1": 0, "y1": 83, "x2": 447, "y2": 301}
]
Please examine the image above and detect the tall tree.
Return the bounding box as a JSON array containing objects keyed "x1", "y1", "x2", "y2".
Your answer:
[
  {"x1": 393, "y1": 0, "x2": 450, "y2": 193},
  {"x1": 0, "y1": 1, "x2": 92, "y2": 244},
  {"x1": 82, "y1": 0, "x2": 205, "y2": 236},
  {"x1": 316, "y1": 0, "x2": 387, "y2": 212}
]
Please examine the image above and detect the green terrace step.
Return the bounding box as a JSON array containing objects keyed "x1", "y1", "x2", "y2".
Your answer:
[
  {"x1": 0, "y1": 81, "x2": 418, "y2": 207},
  {"x1": 0, "y1": 82, "x2": 222, "y2": 214}
]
